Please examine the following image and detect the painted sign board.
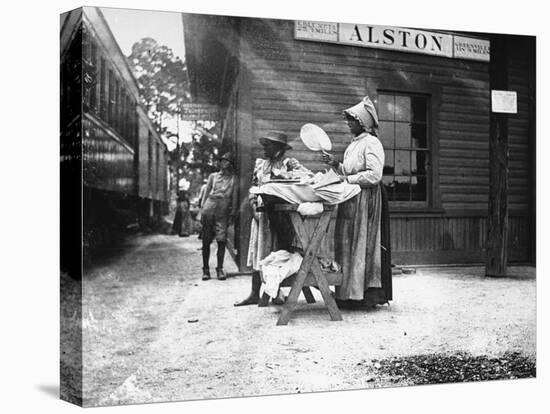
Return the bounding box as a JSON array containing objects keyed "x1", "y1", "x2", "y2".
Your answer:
[
  {"x1": 491, "y1": 90, "x2": 517, "y2": 114},
  {"x1": 295, "y1": 21, "x2": 490, "y2": 62},
  {"x1": 180, "y1": 103, "x2": 220, "y2": 120},
  {"x1": 294, "y1": 20, "x2": 338, "y2": 42},
  {"x1": 453, "y1": 35, "x2": 491, "y2": 62},
  {"x1": 339, "y1": 24, "x2": 454, "y2": 58}
]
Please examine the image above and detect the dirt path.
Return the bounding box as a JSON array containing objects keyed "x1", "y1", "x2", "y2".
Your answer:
[{"x1": 80, "y1": 234, "x2": 536, "y2": 407}]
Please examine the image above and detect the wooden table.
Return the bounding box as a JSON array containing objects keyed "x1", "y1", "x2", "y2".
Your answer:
[{"x1": 271, "y1": 204, "x2": 343, "y2": 326}]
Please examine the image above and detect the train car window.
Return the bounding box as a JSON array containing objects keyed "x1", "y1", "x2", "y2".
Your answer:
[
  {"x1": 90, "y1": 43, "x2": 98, "y2": 111},
  {"x1": 133, "y1": 108, "x2": 139, "y2": 149},
  {"x1": 114, "y1": 79, "x2": 120, "y2": 133},
  {"x1": 156, "y1": 142, "x2": 160, "y2": 196},
  {"x1": 99, "y1": 58, "x2": 106, "y2": 120},
  {"x1": 148, "y1": 131, "x2": 153, "y2": 191},
  {"x1": 108, "y1": 69, "x2": 114, "y2": 125},
  {"x1": 120, "y1": 88, "x2": 125, "y2": 137}
]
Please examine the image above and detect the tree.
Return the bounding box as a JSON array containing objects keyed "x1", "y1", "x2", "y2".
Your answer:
[
  {"x1": 127, "y1": 37, "x2": 190, "y2": 140},
  {"x1": 127, "y1": 38, "x2": 221, "y2": 200}
]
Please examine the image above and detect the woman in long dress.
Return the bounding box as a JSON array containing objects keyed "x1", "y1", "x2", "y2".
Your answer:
[{"x1": 323, "y1": 96, "x2": 392, "y2": 309}]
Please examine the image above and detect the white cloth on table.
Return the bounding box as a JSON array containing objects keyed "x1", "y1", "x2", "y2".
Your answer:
[
  {"x1": 313, "y1": 182, "x2": 361, "y2": 204},
  {"x1": 249, "y1": 183, "x2": 323, "y2": 204},
  {"x1": 250, "y1": 180, "x2": 360, "y2": 205},
  {"x1": 297, "y1": 202, "x2": 324, "y2": 216},
  {"x1": 259, "y1": 250, "x2": 303, "y2": 298}
]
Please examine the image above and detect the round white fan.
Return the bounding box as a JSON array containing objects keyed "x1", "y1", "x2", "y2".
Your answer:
[{"x1": 300, "y1": 123, "x2": 332, "y2": 153}]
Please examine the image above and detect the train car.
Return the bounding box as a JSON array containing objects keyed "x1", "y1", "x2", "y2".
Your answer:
[{"x1": 61, "y1": 7, "x2": 169, "y2": 266}]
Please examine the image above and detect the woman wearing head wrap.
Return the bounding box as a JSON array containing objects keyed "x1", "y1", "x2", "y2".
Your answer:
[
  {"x1": 234, "y1": 131, "x2": 307, "y2": 307},
  {"x1": 200, "y1": 152, "x2": 237, "y2": 281},
  {"x1": 322, "y1": 96, "x2": 392, "y2": 309}
]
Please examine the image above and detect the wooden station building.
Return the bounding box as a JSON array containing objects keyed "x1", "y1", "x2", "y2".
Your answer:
[{"x1": 182, "y1": 14, "x2": 536, "y2": 269}]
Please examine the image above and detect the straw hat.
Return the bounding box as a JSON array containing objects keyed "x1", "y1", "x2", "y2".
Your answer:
[
  {"x1": 219, "y1": 152, "x2": 234, "y2": 165},
  {"x1": 259, "y1": 131, "x2": 292, "y2": 150}
]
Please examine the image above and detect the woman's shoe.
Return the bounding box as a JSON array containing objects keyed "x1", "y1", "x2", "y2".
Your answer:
[{"x1": 202, "y1": 268, "x2": 211, "y2": 281}]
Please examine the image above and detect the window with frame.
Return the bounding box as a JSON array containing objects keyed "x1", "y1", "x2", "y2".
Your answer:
[
  {"x1": 99, "y1": 58, "x2": 107, "y2": 120},
  {"x1": 108, "y1": 69, "x2": 115, "y2": 124},
  {"x1": 378, "y1": 92, "x2": 430, "y2": 206},
  {"x1": 89, "y1": 42, "x2": 97, "y2": 110}
]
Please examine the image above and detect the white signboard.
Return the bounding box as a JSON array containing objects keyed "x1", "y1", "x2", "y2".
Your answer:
[
  {"x1": 294, "y1": 20, "x2": 338, "y2": 42},
  {"x1": 339, "y1": 24, "x2": 454, "y2": 58},
  {"x1": 295, "y1": 21, "x2": 490, "y2": 62},
  {"x1": 453, "y1": 35, "x2": 490, "y2": 61},
  {"x1": 180, "y1": 103, "x2": 220, "y2": 121},
  {"x1": 491, "y1": 90, "x2": 517, "y2": 114}
]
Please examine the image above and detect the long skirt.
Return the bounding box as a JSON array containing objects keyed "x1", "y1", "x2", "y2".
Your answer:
[
  {"x1": 335, "y1": 183, "x2": 392, "y2": 304},
  {"x1": 180, "y1": 205, "x2": 192, "y2": 236}
]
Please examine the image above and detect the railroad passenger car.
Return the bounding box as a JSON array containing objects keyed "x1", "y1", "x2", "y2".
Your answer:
[{"x1": 61, "y1": 7, "x2": 169, "y2": 272}]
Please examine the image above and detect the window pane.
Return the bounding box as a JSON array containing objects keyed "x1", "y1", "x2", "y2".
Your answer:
[
  {"x1": 383, "y1": 150, "x2": 394, "y2": 175},
  {"x1": 412, "y1": 175, "x2": 427, "y2": 201},
  {"x1": 395, "y1": 150, "x2": 410, "y2": 175},
  {"x1": 395, "y1": 95, "x2": 411, "y2": 121},
  {"x1": 412, "y1": 151, "x2": 428, "y2": 175},
  {"x1": 395, "y1": 122, "x2": 411, "y2": 148},
  {"x1": 99, "y1": 58, "x2": 106, "y2": 119},
  {"x1": 378, "y1": 121, "x2": 394, "y2": 148},
  {"x1": 378, "y1": 94, "x2": 394, "y2": 121},
  {"x1": 394, "y1": 175, "x2": 410, "y2": 201},
  {"x1": 377, "y1": 92, "x2": 429, "y2": 204},
  {"x1": 382, "y1": 175, "x2": 395, "y2": 201},
  {"x1": 411, "y1": 123, "x2": 427, "y2": 148},
  {"x1": 412, "y1": 96, "x2": 427, "y2": 122}
]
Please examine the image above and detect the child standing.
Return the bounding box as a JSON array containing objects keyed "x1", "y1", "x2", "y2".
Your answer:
[{"x1": 200, "y1": 153, "x2": 237, "y2": 280}]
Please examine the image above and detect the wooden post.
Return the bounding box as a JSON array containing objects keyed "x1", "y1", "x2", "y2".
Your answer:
[
  {"x1": 235, "y1": 34, "x2": 254, "y2": 271},
  {"x1": 486, "y1": 35, "x2": 509, "y2": 277}
]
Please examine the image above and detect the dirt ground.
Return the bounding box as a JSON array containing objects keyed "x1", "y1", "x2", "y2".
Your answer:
[{"x1": 69, "y1": 234, "x2": 536, "y2": 407}]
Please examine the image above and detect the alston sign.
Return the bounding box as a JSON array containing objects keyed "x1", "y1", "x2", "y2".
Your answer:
[{"x1": 295, "y1": 21, "x2": 489, "y2": 62}]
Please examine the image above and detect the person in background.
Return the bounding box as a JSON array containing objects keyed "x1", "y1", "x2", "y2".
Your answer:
[
  {"x1": 234, "y1": 131, "x2": 304, "y2": 307},
  {"x1": 172, "y1": 190, "x2": 191, "y2": 237},
  {"x1": 200, "y1": 153, "x2": 237, "y2": 281},
  {"x1": 322, "y1": 96, "x2": 392, "y2": 310},
  {"x1": 179, "y1": 190, "x2": 192, "y2": 237},
  {"x1": 171, "y1": 193, "x2": 183, "y2": 236}
]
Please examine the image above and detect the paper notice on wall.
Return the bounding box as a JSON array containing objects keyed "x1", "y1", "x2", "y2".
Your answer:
[{"x1": 491, "y1": 90, "x2": 517, "y2": 114}]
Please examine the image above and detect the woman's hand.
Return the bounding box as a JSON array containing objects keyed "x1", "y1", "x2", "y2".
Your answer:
[
  {"x1": 285, "y1": 158, "x2": 300, "y2": 170},
  {"x1": 321, "y1": 152, "x2": 339, "y2": 168}
]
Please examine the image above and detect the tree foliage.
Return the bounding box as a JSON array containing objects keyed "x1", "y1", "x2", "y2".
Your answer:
[
  {"x1": 127, "y1": 38, "x2": 222, "y2": 199},
  {"x1": 127, "y1": 37, "x2": 190, "y2": 139}
]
